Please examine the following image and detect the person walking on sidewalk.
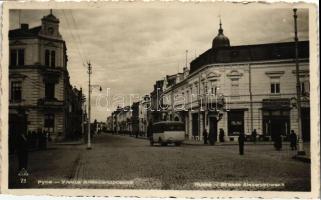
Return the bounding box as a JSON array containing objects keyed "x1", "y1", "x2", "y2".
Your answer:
[
  {"x1": 274, "y1": 134, "x2": 282, "y2": 151},
  {"x1": 203, "y1": 129, "x2": 208, "y2": 145},
  {"x1": 219, "y1": 128, "x2": 225, "y2": 142},
  {"x1": 238, "y1": 132, "x2": 245, "y2": 155},
  {"x1": 251, "y1": 129, "x2": 257, "y2": 143},
  {"x1": 290, "y1": 130, "x2": 297, "y2": 150},
  {"x1": 209, "y1": 130, "x2": 215, "y2": 146}
]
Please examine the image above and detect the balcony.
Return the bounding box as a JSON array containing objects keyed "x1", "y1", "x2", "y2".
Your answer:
[{"x1": 37, "y1": 97, "x2": 64, "y2": 107}]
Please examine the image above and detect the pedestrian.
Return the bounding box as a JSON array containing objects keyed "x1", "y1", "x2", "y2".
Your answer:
[
  {"x1": 289, "y1": 130, "x2": 297, "y2": 150},
  {"x1": 15, "y1": 116, "x2": 29, "y2": 171},
  {"x1": 203, "y1": 129, "x2": 208, "y2": 145},
  {"x1": 251, "y1": 129, "x2": 257, "y2": 143},
  {"x1": 219, "y1": 128, "x2": 225, "y2": 142},
  {"x1": 209, "y1": 130, "x2": 215, "y2": 146},
  {"x1": 238, "y1": 132, "x2": 245, "y2": 155},
  {"x1": 274, "y1": 134, "x2": 282, "y2": 151},
  {"x1": 135, "y1": 130, "x2": 139, "y2": 138}
]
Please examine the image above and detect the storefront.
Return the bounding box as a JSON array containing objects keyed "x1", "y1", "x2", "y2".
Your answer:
[
  {"x1": 227, "y1": 110, "x2": 244, "y2": 136},
  {"x1": 262, "y1": 99, "x2": 290, "y2": 140}
]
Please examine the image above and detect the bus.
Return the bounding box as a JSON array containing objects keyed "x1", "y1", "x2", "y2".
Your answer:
[{"x1": 150, "y1": 121, "x2": 185, "y2": 146}]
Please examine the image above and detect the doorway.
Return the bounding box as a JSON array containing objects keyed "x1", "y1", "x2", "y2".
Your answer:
[{"x1": 209, "y1": 117, "x2": 218, "y2": 142}]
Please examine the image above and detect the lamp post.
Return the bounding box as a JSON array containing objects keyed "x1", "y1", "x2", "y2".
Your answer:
[
  {"x1": 293, "y1": 8, "x2": 305, "y2": 155},
  {"x1": 87, "y1": 61, "x2": 102, "y2": 150}
]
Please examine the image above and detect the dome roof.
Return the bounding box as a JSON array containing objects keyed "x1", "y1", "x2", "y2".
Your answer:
[
  {"x1": 212, "y1": 21, "x2": 230, "y2": 49},
  {"x1": 42, "y1": 10, "x2": 59, "y2": 23}
]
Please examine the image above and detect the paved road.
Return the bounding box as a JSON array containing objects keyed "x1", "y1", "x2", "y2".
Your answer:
[{"x1": 9, "y1": 133, "x2": 310, "y2": 191}]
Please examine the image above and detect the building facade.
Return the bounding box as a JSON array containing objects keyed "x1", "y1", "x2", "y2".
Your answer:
[
  {"x1": 162, "y1": 22, "x2": 310, "y2": 142},
  {"x1": 9, "y1": 11, "x2": 84, "y2": 144}
]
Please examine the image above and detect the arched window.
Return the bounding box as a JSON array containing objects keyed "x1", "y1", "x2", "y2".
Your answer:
[
  {"x1": 45, "y1": 50, "x2": 50, "y2": 66},
  {"x1": 51, "y1": 51, "x2": 56, "y2": 67}
]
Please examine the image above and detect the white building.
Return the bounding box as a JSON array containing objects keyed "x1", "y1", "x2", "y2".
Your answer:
[{"x1": 162, "y1": 22, "x2": 310, "y2": 142}]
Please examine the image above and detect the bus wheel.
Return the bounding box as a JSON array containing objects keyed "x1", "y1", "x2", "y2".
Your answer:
[{"x1": 175, "y1": 142, "x2": 181, "y2": 146}]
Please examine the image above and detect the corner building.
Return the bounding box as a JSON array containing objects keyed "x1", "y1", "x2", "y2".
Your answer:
[
  {"x1": 163, "y1": 21, "x2": 310, "y2": 142},
  {"x1": 9, "y1": 11, "x2": 80, "y2": 141}
]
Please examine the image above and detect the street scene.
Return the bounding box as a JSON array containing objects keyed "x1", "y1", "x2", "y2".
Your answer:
[
  {"x1": 9, "y1": 133, "x2": 310, "y2": 190},
  {"x1": 7, "y1": 4, "x2": 311, "y2": 192}
]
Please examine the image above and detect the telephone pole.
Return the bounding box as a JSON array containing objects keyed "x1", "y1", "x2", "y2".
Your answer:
[
  {"x1": 293, "y1": 8, "x2": 305, "y2": 155},
  {"x1": 87, "y1": 61, "x2": 92, "y2": 150}
]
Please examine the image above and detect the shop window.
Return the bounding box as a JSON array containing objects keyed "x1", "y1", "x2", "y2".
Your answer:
[
  {"x1": 11, "y1": 81, "x2": 22, "y2": 102},
  {"x1": 228, "y1": 110, "x2": 244, "y2": 135},
  {"x1": 44, "y1": 114, "x2": 55, "y2": 133}
]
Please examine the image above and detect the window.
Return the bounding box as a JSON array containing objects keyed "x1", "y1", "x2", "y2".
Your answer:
[
  {"x1": 45, "y1": 50, "x2": 50, "y2": 66},
  {"x1": 10, "y1": 49, "x2": 24, "y2": 66},
  {"x1": 45, "y1": 83, "x2": 55, "y2": 99},
  {"x1": 210, "y1": 80, "x2": 217, "y2": 95},
  {"x1": 45, "y1": 50, "x2": 56, "y2": 67},
  {"x1": 44, "y1": 114, "x2": 55, "y2": 133},
  {"x1": 18, "y1": 49, "x2": 25, "y2": 66},
  {"x1": 271, "y1": 83, "x2": 280, "y2": 94},
  {"x1": 270, "y1": 77, "x2": 280, "y2": 94},
  {"x1": 231, "y1": 79, "x2": 239, "y2": 96},
  {"x1": 11, "y1": 81, "x2": 22, "y2": 102},
  {"x1": 51, "y1": 51, "x2": 56, "y2": 67},
  {"x1": 301, "y1": 80, "x2": 309, "y2": 96}
]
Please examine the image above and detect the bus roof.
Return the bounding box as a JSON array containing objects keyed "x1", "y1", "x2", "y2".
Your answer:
[{"x1": 152, "y1": 121, "x2": 184, "y2": 125}]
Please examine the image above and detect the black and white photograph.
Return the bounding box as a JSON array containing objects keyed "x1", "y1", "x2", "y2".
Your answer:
[{"x1": 0, "y1": 1, "x2": 319, "y2": 198}]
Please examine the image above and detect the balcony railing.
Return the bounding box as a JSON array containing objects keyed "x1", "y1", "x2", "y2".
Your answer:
[{"x1": 37, "y1": 97, "x2": 64, "y2": 107}]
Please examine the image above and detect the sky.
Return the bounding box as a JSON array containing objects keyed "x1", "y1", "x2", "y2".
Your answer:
[{"x1": 9, "y1": 3, "x2": 309, "y2": 122}]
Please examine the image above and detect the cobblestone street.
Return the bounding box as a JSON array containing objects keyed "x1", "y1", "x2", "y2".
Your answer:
[{"x1": 9, "y1": 133, "x2": 310, "y2": 191}]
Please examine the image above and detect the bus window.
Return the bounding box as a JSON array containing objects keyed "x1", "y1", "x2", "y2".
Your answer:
[{"x1": 165, "y1": 124, "x2": 184, "y2": 131}]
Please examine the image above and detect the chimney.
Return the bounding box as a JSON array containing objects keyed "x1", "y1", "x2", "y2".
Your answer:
[{"x1": 20, "y1": 23, "x2": 29, "y2": 30}]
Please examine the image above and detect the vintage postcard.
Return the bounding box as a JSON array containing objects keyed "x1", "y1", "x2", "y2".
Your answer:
[{"x1": 0, "y1": 0, "x2": 319, "y2": 198}]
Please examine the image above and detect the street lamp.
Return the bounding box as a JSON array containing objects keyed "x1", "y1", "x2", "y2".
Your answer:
[
  {"x1": 293, "y1": 8, "x2": 305, "y2": 155},
  {"x1": 86, "y1": 61, "x2": 102, "y2": 150}
]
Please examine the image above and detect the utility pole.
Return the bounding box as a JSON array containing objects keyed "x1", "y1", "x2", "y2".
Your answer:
[
  {"x1": 80, "y1": 88, "x2": 84, "y2": 141},
  {"x1": 87, "y1": 61, "x2": 92, "y2": 150},
  {"x1": 249, "y1": 64, "x2": 253, "y2": 133},
  {"x1": 293, "y1": 8, "x2": 305, "y2": 155}
]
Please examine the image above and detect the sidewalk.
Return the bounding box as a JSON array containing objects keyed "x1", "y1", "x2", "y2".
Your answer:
[{"x1": 183, "y1": 140, "x2": 278, "y2": 146}]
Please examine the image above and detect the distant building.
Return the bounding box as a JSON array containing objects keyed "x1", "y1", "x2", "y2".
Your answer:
[
  {"x1": 138, "y1": 95, "x2": 150, "y2": 136},
  {"x1": 8, "y1": 11, "x2": 84, "y2": 143},
  {"x1": 163, "y1": 21, "x2": 310, "y2": 142}
]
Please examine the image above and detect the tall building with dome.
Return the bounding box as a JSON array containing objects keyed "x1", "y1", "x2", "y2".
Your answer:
[
  {"x1": 162, "y1": 20, "x2": 310, "y2": 142},
  {"x1": 8, "y1": 11, "x2": 84, "y2": 147}
]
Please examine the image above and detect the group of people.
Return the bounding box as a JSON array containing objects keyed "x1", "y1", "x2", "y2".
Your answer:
[
  {"x1": 201, "y1": 128, "x2": 299, "y2": 155},
  {"x1": 203, "y1": 128, "x2": 225, "y2": 145}
]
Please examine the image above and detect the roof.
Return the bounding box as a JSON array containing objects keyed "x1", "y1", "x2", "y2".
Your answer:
[
  {"x1": 9, "y1": 26, "x2": 41, "y2": 39},
  {"x1": 152, "y1": 121, "x2": 184, "y2": 125},
  {"x1": 190, "y1": 41, "x2": 309, "y2": 74}
]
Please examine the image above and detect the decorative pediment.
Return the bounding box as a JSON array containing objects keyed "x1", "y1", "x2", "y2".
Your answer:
[
  {"x1": 265, "y1": 71, "x2": 285, "y2": 78},
  {"x1": 226, "y1": 70, "x2": 243, "y2": 79},
  {"x1": 207, "y1": 72, "x2": 221, "y2": 80},
  {"x1": 10, "y1": 40, "x2": 27, "y2": 46},
  {"x1": 292, "y1": 70, "x2": 309, "y2": 78},
  {"x1": 44, "y1": 41, "x2": 58, "y2": 48}
]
